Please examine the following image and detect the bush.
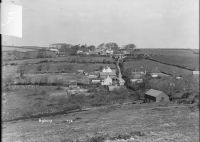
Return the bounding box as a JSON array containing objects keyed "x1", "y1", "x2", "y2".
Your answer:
[{"x1": 86, "y1": 135, "x2": 107, "y2": 142}]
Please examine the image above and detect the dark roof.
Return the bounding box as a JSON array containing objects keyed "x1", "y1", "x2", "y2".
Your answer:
[{"x1": 145, "y1": 89, "x2": 165, "y2": 97}]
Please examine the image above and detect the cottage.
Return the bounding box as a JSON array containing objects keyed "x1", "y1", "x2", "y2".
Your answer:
[
  {"x1": 49, "y1": 48, "x2": 59, "y2": 53},
  {"x1": 144, "y1": 89, "x2": 169, "y2": 103},
  {"x1": 130, "y1": 78, "x2": 143, "y2": 83},
  {"x1": 105, "y1": 49, "x2": 114, "y2": 55},
  {"x1": 118, "y1": 78, "x2": 125, "y2": 86},
  {"x1": 101, "y1": 75, "x2": 112, "y2": 86},
  {"x1": 88, "y1": 74, "x2": 98, "y2": 79},
  {"x1": 102, "y1": 66, "x2": 113, "y2": 73},
  {"x1": 151, "y1": 74, "x2": 158, "y2": 78},
  {"x1": 151, "y1": 73, "x2": 169, "y2": 78},
  {"x1": 88, "y1": 50, "x2": 99, "y2": 55},
  {"x1": 77, "y1": 69, "x2": 84, "y2": 74},
  {"x1": 100, "y1": 72, "x2": 116, "y2": 79},
  {"x1": 91, "y1": 79, "x2": 101, "y2": 84},
  {"x1": 192, "y1": 71, "x2": 199, "y2": 75},
  {"x1": 77, "y1": 50, "x2": 83, "y2": 54}
]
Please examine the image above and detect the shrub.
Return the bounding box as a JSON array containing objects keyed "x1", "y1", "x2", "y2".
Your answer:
[{"x1": 86, "y1": 135, "x2": 107, "y2": 142}]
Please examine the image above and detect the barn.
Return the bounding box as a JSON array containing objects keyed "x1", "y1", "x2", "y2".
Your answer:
[{"x1": 144, "y1": 89, "x2": 169, "y2": 103}]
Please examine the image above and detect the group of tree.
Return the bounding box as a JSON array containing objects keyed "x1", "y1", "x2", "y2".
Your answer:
[{"x1": 54, "y1": 42, "x2": 136, "y2": 56}]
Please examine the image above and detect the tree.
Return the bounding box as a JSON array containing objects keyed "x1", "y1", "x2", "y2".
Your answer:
[
  {"x1": 124, "y1": 68, "x2": 132, "y2": 79},
  {"x1": 124, "y1": 44, "x2": 136, "y2": 50},
  {"x1": 105, "y1": 42, "x2": 119, "y2": 51},
  {"x1": 70, "y1": 45, "x2": 81, "y2": 55},
  {"x1": 88, "y1": 45, "x2": 96, "y2": 51}
]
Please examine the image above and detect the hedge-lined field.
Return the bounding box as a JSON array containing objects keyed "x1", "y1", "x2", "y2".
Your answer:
[
  {"x1": 134, "y1": 49, "x2": 199, "y2": 70},
  {"x1": 3, "y1": 56, "x2": 114, "y2": 66},
  {"x1": 151, "y1": 55, "x2": 199, "y2": 70},
  {"x1": 19, "y1": 62, "x2": 115, "y2": 74},
  {"x1": 124, "y1": 59, "x2": 192, "y2": 76}
]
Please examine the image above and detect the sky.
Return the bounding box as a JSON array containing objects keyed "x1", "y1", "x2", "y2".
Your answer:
[{"x1": 2, "y1": 0, "x2": 199, "y2": 48}]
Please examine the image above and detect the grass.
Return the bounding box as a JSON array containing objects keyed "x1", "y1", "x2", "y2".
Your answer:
[
  {"x1": 2, "y1": 86, "x2": 76, "y2": 121},
  {"x1": 124, "y1": 59, "x2": 192, "y2": 76},
  {"x1": 2, "y1": 85, "x2": 136, "y2": 121},
  {"x1": 21, "y1": 62, "x2": 115, "y2": 74},
  {"x1": 2, "y1": 103, "x2": 199, "y2": 142},
  {"x1": 133, "y1": 48, "x2": 199, "y2": 70},
  {"x1": 3, "y1": 56, "x2": 114, "y2": 65},
  {"x1": 151, "y1": 54, "x2": 199, "y2": 70}
]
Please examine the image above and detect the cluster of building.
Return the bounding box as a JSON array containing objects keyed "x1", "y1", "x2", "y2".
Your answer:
[
  {"x1": 77, "y1": 66, "x2": 125, "y2": 91},
  {"x1": 76, "y1": 48, "x2": 133, "y2": 56}
]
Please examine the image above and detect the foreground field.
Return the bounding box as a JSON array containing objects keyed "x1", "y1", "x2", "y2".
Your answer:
[{"x1": 2, "y1": 103, "x2": 199, "y2": 142}]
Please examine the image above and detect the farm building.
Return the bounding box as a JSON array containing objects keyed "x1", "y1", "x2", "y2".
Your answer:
[
  {"x1": 91, "y1": 79, "x2": 101, "y2": 84},
  {"x1": 49, "y1": 48, "x2": 59, "y2": 54},
  {"x1": 144, "y1": 89, "x2": 169, "y2": 103},
  {"x1": 100, "y1": 72, "x2": 116, "y2": 79},
  {"x1": 101, "y1": 75, "x2": 112, "y2": 86},
  {"x1": 105, "y1": 49, "x2": 114, "y2": 55},
  {"x1": 100, "y1": 66, "x2": 117, "y2": 79},
  {"x1": 49, "y1": 43, "x2": 72, "y2": 49},
  {"x1": 192, "y1": 71, "x2": 199, "y2": 75},
  {"x1": 88, "y1": 74, "x2": 98, "y2": 79},
  {"x1": 150, "y1": 73, "x2": 170, "y2": 78},
  {"x1": 102, "y1": 66, "x2": 113, "y2": 73},
  {"x1": 118, "y1": 78, "x2": 125, "y2": 86},
  {"x1": 130, "y1": 78, "x2": 143, "y2": 84}
]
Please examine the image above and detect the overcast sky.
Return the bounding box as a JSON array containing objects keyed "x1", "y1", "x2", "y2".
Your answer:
[{"x1": 2, "y1": 0, "x2": 199, "y2": 48}]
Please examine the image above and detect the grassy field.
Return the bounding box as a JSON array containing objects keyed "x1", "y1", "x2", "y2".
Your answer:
[
  {"x1": 2, "y1": 85, "x2": 137, "y2": 122},
  {"x1": 151, "y1": 55, "x2": 199, "y2": 70},
  {"x1": 21, "y1": 63, "x2": 115, "y2": 74},
  {"x1": 135, "y1": 48, "x2": 197, "y2": 56},
  {"x1": 2, "y1": 86, "x2": 81, "y2": 121},
  {"x1": 124, "y1": 59, "x2": 192, "y2": 76},
  {"x1": 3, "y1": 56, "x2": 114, "y2": 65},
  {"x1": 134, "y1": 48, "x2": 199, "y2": 70},
  {"x1": 2, "y1": 103, "x2": 199, "y2": 142},
  {"x1": 2, "y1": 50, "x2": 199, "y2": 142},
  {"x1": 2, "y1": 46, "x2": 47, "y2": 52}
]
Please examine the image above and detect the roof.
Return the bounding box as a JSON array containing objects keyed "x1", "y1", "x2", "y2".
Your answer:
[
  {"x1": 118, "y1": 78, "x2": 125, "y2": 82},
  {"x1": 193, "y1": 71, "x2": 199, "y2": 74},
  {"x1": 145, "y1": 89, "x2": 165, "y2": 97}
]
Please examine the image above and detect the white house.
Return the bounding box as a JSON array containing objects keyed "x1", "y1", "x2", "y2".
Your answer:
[
  {"x1": 118, "y1": 78, "x2": 125, "y2": 86},
  {"x1": 88, "y1": 74, "x2": 98, "y2": 79},
  {"x1": 151, "y1": 73, "x2": 158, "y2": 78},
  {"x1": 106, "y1": 49, "x2": 114, "y2": 55},
  {"x1": 193, "y1": 71, "x2": 199, "y2": 75},
  {"x1": 101, "y1": 75, "x2": 112, "y2": 86},
  {"x1": 102, "y1": 66, "x2": 113, "y2": 73},
  {"x1": 91, "y1": 79, "x2": 101, "y2": 84},
  {"x1": 77, "y1": 50, "x2": 83, "y2": 54}
]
